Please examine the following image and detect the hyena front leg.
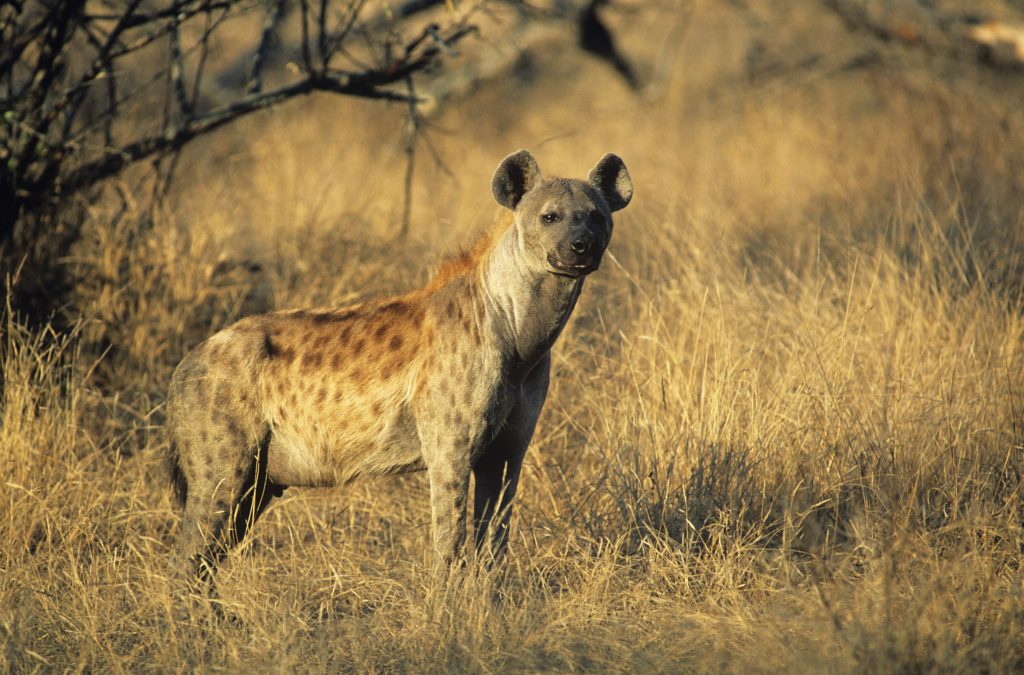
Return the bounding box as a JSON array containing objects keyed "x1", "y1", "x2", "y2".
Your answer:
[
  {"x1": 474, "y1": 356, "x2": 549, "y2": 560},
  {"x1": 424, "y1": 446, "x2": 471, "y2": 571},
  {"x1": 472, "y1": 449, "x2": 525, "y2": 561}
]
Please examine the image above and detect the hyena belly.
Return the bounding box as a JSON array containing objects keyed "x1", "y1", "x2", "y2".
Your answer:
[{"x1": 261, "y1": 365, "x2": 426, "y2": 487}]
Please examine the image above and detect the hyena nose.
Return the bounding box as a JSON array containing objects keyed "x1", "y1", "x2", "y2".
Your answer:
[{"x1": 571, "y1": 238, "x2": 591, "y2": 255}]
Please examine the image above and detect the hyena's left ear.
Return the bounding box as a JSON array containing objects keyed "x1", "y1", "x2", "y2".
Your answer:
[
  {"x1": 492, "y1": 149, "x2": 542, "y2": 210},
  {"x1": 588, "y1": 153, "x2": 633, "y2": 212}
]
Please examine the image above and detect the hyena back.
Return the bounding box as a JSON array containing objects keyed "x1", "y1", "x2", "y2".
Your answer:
[{"x1": 166, "y1": 149, "x2": 633, "y2": 588}]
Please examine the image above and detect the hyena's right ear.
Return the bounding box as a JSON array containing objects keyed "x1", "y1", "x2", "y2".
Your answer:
[{"x1": 492, "y1": 150, "x2": 542, "y2": 210}]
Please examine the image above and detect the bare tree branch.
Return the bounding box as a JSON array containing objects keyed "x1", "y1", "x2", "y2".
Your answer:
[{"x1": 60, "y1": 63, "x2": 449, "y2": 195}]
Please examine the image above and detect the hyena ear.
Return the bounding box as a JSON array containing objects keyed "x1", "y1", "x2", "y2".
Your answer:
[
  {"x1": 492, "y1": 149, "x2": 542, "y2": 210},
  {"x1": 588, "y1": 153, "x2": 633, "y2": 212}
]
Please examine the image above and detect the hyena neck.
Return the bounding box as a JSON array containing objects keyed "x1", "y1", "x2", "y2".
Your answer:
[{"x1": 481, "y1": 225, "x2": 583, "y2": 371}]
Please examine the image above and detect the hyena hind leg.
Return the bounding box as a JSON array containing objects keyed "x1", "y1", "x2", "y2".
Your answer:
[
  {"x1": 172, "y1": 430, "x2": 279, "y2": 596},
  {"x1": 229, "y1": 431, "x2": 284, "y2": 545}
]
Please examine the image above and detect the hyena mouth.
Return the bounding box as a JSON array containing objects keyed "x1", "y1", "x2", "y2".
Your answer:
[{"x1": 547, "y1": 252, "x2": 600, "y2": 278}]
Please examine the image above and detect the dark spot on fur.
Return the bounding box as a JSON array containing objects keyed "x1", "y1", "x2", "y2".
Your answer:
[
  {"x1": 302, "y1": 351, "x2": 323, "y2": 369},
  {"x1": 305, "y1": 310, "x2": 355, "y2": 324},
  {"x1": 446, "y1": 300, "x2": 455, "y2": 318},
  {"x1": 381, "y1": 302, "x2": 409, "y2": 316},
  {"x1": 336, "y1": 310, "x2": 357, "y2": 322},
  {"x1": 331, "y1": 352, "x2": 343, "y2": 369},
  {"x1": 389, "y1": 335, "x2": 402, "y2": 351},
  {"x1": 215, "y1": 389, "x2": 230, "y2": 409},
  {"x1": 316, "y1": 386, "x2": 327, "y2": 404},
  {"x1": 353, "y1": 339, "x2": 365, "y2": 356},
  {"x1": 264, "y1": 333, "x2": 279, "y2": 358},
  {"x1": 372, "y1": 402, "x2": 383, "y2": 417},
  {"x1": 314, "y1": 335, "x2": 330, "y2": 349},
  {"x1": 227, "y1": 420, "x2": 242, "y2": 439},
  {"x1": 374, "y1": 323, "x2": 389, "y2": 339},
  {"x1": 234, "y1": 465, "x2": 246, "y2": 478}
]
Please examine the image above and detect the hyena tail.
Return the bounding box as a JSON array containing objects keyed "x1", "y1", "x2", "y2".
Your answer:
[{"x1": 167, "y1": 441, "x2": 188, "y2": 508}]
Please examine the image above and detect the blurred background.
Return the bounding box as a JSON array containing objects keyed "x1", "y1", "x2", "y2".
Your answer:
[{"x1": 2, "y1": 1, "x2": 1024, "y2": 671}]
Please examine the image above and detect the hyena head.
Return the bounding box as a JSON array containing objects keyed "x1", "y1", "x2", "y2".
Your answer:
[{"x1": 491, "y1": 150, "x2": 633, "y2": 278}]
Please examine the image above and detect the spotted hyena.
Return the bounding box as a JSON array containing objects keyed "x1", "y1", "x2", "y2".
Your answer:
[{"x1": 166, "y1": 149, "x2": 633, "y2": 590}]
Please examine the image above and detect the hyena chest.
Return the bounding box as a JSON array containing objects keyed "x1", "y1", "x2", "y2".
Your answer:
[{"x1": 415, "y1": 357, "x2": 517, "y2": 461}]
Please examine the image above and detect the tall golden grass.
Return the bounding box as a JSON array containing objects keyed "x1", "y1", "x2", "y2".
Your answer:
[{"x1": 3, "y1": 3, "x2": 1023, "y2": 671}]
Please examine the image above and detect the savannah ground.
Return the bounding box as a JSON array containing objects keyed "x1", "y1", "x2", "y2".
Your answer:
[{"x1": 3, "y1": 1, "x2": 1024, "y2": 671}]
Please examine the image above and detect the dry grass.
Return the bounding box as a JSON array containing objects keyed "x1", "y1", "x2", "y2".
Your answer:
[{"x1": 3, "y1": 3, "x2": 1024, "y2": 672}]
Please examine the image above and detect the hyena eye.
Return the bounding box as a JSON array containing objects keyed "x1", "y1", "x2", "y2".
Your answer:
[{"x1": 541, "y1": 212, "x2": 561, "y2": 224}]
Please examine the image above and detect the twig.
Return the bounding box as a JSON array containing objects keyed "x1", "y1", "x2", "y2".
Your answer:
[
  {"x1": 300, "y1": 0, "x2": 314, "y2": 73},
  {"x1": 318, "y1": 0, "x2": 329, "y2": 70},
  {"x1": 246, "y1": 0, "x2": 285, "y2": 95},
  {"x1": 169, "y1": 23, "x2": 194, "y2": 119},
  {"x1": 400, "y1": 75, "x2": 419, "y2": 239},
  {"x1": 190, "y1": 7, "x2": 220, "y2": 109},
  {"x1": 152, "y1": 148, "x2": 184, "y2": 210},
  {"x1": 83, "y1": 1, "x2": 233, "y2": 29},
  {"x1": 322, "y1": 0, "x2": 367, "y2": 63}
]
